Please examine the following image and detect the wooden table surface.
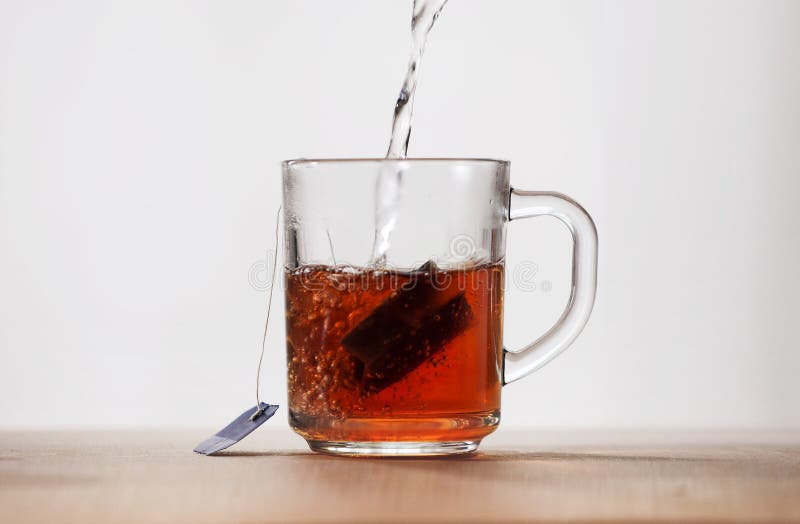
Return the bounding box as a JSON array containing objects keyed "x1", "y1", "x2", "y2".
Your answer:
[{"x1": 1, "y1": 429, "x2": 799, "y2": 523}]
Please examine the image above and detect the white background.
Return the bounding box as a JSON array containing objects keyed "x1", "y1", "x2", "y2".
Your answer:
[{"x1": 1, "y1": 0, "x2": 798, "y2": 430}]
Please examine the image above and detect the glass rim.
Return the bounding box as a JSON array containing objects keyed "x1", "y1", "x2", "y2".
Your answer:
[{"x1": 283, "y1": 157, "x2": 510, "y2": 168}]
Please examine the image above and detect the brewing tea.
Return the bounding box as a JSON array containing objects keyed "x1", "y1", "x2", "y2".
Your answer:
[{"x1": 285, "y1": 262, "x2": 504, "y2": 443}]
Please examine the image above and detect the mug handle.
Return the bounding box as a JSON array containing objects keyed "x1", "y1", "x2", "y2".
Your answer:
[{"x1": 503, "y1": 189, "x2": 598, "y2": 384}]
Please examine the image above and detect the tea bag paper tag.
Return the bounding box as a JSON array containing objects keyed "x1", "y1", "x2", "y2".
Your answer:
[{"x1": 193, "y1": 403, "x2": 278, "y2": 455}]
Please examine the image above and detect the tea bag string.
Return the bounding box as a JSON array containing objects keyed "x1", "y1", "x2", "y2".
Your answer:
[{"x1": 252, "y1": 205, "x2": 282, "y2": 420}]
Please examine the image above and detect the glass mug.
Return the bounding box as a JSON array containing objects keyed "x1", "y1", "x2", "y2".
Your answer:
[{"x1": 282, "y1": 158, "x2": 597, "y2": 456}]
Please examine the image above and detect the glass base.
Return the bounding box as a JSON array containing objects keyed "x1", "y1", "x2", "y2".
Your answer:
[
  {"x1": 307, "y1": 439, "x2": 480, "y2": 457},
  {"x1": 291, "y1": 410, "x2": 500, "y2": 444}
]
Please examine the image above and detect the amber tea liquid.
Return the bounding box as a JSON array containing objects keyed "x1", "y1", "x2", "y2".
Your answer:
[{"x1": 285, "y1": 262, "x2": 504, "y2": 444}]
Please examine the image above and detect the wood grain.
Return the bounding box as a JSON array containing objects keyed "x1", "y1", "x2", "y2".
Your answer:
[{"x1": 1, "y1": 430, "x2": 799, "y2": 523}]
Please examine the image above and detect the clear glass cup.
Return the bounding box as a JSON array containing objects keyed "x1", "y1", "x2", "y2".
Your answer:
[{"x1": 282, "y1": 158, "x2": 597, "y2": 456}]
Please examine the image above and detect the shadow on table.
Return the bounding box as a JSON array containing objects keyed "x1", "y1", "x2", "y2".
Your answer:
[
  {"x1": 211, "y1": 450, "x2": 315, "y2": 458},
  {"x1": 207, "y1": 447, "x2": 739, "y2": 490},
  {"x1": 213, "y1": 449, "x2": 717, "y2": 463},
  {"x1": 471, "y1": 451, "x2": 715, "y2": 462}
]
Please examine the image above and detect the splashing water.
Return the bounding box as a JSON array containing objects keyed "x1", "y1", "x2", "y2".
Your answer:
[{"x1": 372, "y1": 0, "x2": 448, "y2": 265}]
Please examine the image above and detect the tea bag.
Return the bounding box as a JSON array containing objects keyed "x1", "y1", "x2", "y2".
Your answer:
[{"x1": 342, "y1": 261, "x2": 474, "y2": 393}]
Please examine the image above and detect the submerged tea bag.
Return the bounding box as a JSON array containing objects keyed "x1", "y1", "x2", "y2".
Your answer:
[{"x1": 342, "y1": 261, "x2": 474, "y2": 393}]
